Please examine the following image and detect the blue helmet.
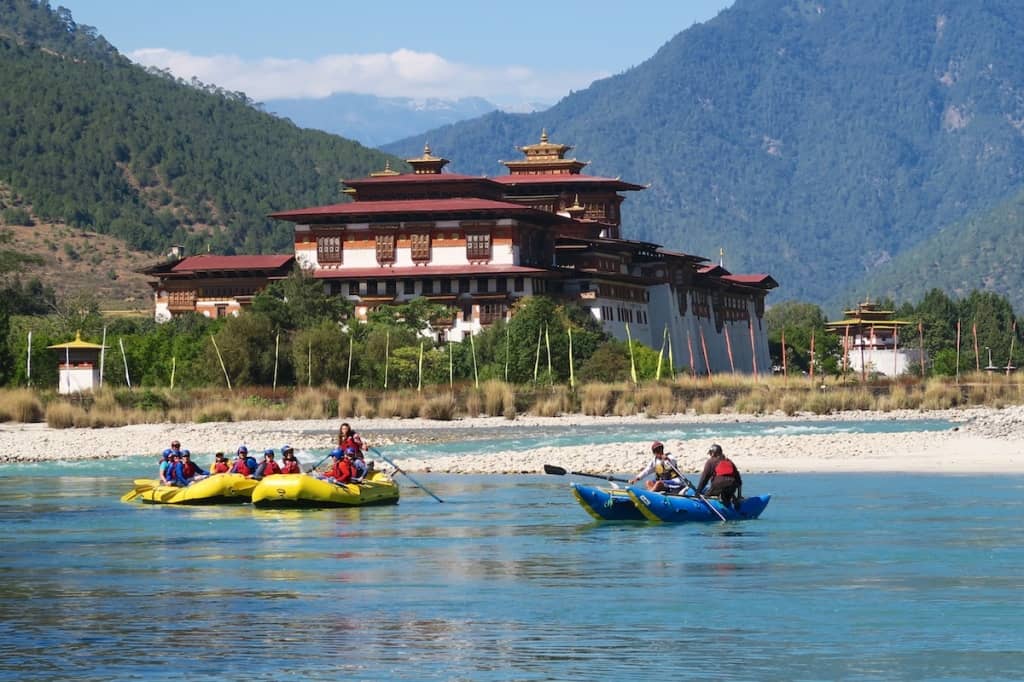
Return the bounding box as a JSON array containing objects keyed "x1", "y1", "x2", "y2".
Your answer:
[
  {"x1": 281, "y1": 444, "x2": 293, "y2": 453},
  {"x1": 330, "y1": 448, "x2": 344, "y2": 459},
  {"x1": 237, "y1": 445, "x2": 248, "y2": 455},
  {"x1": 162, "y1": 448, "x2": 173, "y2": 457},
  {"x1": 264, "y1": 448, "x2": 274, "y2": 456}
]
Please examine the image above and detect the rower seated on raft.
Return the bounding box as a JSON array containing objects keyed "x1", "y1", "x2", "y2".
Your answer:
[
  {"x1": 317, "y1": 448, "x2": 357, "y2": 485},
  {"x1": 629, "y1": 441, "x2": 688, "y2": 494}
]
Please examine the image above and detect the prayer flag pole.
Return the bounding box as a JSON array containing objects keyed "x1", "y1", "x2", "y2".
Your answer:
[
  {"x1": 781, "y1": 328, "x2": 787, "y2": 379},
  {"x1": 972, "y1": 320, "x2": 980, "y2": 372},
  {"x1": 955, "y1": 319, "x2": 961, "y2": 384},
  {"x1": 724, "y1": 325, "x2": 735, "y2": 373},
  {"x1": 626, "y1": 322, "x2": 638, "y2": 385},
  {"x1": 699, "y1": 326, "x2": 712, "y2": 381}
]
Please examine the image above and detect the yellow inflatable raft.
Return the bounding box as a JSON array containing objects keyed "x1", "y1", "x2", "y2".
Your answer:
[
  {"x1": 250, "y1": 470, "x2": 400, "y2": 508},
  {"x1": 124, "y1": 473, "x2": 258, "y2": 505}
]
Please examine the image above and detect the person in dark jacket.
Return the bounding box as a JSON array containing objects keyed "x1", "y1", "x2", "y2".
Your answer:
[{"x1": 695, "y1": 444, "x2": 743, "y2": 509}]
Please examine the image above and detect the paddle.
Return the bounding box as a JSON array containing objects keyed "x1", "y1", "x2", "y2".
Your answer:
[
  {"x1": 368, "y1": 447, "x2": 443, "y2": 503},
  {"x1": 120, "y1": 479, "x2": 158, "y2": 503},
  {"x1": 667, "y1": 463, "x2": 727, "y2": 522},
  {"x1": 543, "y1": 464, "x2": 631, "y2": 484},
  {"x1": 305, "y1": 451, "x2": 333, "y2": 474}
]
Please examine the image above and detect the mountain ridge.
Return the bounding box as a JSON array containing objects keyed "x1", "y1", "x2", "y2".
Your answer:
[{"x1": 382, "y1": 0, "x2": 1024, "y2": 311}]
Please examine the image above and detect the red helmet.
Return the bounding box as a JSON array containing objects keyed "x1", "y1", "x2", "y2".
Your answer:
[{"x1": 651, "y1": 441, "x2": 664, "y2": 453}]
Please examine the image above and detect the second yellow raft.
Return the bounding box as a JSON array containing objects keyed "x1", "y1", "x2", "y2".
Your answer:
[{"x1": 250, "y1": 471, "x2": 399, "y2": 508}]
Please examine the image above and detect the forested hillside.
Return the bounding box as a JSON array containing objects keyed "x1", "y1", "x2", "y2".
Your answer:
[
  {"x1": 849, "y1": 187, "x2": 1024, "y2": 311},
  {"x1": 383, "y1": 0, "x2": 1024, "y2": 310},
  {"x1": 0, "y1": 0, "x2": 402, "y2": 256}
]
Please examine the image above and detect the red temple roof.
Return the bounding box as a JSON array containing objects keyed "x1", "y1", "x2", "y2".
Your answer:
[
  {"x1": 492, "y1": 175, "x2": 645, "y2": 191},
  {"x1": 721, "y1": 274, "x2": 778, "y2": 288},
  {"x1": 271, "y1": 198, "x2": 572, "y2": 223},
  {"x1": 171, "y1": 255, "x2": 294, "y2": 273}
]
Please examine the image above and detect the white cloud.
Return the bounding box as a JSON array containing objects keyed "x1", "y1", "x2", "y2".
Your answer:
[{"x1": 129, "y1": 47, "x2": 605, "y2": 104}]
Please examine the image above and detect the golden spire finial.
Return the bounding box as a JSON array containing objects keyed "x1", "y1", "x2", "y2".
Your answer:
[
  {"x1": 75, "y1": 330, "x2": 82, "y2": 342},
  {"x1": 540, "y1": 129, "x2": 548, "y2": 143},
  {"x1": 423, "y1": 142, "x2": 432, "y2": 156}
]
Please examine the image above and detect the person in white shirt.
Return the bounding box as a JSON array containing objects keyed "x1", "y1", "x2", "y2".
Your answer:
[{"x1": 629, "y1": 441, "x2": 686, "y2": 493}]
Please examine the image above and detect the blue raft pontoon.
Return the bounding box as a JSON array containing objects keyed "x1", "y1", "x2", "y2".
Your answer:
[{"x1": 626, "y1": 486, "x2": 771, "y2": 522}]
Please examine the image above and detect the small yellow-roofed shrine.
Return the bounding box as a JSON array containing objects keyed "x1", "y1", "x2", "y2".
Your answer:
[
  {"x1": 47, "y1": 331, "x2": 106, "y2": 394},
  {"x1": 827, "y1": 299, "x2": 921, "y2": 377}
]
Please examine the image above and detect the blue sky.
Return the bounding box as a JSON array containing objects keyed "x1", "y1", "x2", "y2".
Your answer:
[{"x1": 57, "y1": 0, "x2": 733, "y2": 105}]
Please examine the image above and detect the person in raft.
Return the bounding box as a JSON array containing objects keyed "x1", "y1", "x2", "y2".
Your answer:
[
  {"x1": 165, "y1": 452, "x2": 189, "y2": 486},
  {"x1": 629, "y1": 441, "x2": 686, "y2": 493},
  {"x1": 229, "y1": 447, "x2": 253, "y2": 476},
  {"x1": 338, "y1": 422, "x2": 365, "y2": 453},
  {"x1": 180, "y1": 450, "x2": 207, "y2": 483},
  {"x1": 279, "y1": 446, "x2": 301, "y2": 474},
  {"x1": 319, "y1": 448, "x2": 356, "y2": 485},
  {"x1": 210, "y1": 452, "x2": 230, "y2": 474},
  {"x1": 350, "y1": 447, "x2": 368, "y2": 481},
  {"x1": 695, "y1": 444, "x2": 743, "y2": 509},
  {"x1": 158, "y1": 451, "x2": 172, "y2": 484},
  {"x1": 157, "y1": 439, "x2": 182, "y2": 482},
  {"x1": 254, "y1": 449, "x2": 282, "y2": 479}
]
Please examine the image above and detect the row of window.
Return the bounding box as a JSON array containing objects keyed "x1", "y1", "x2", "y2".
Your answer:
[
  {"x1": 333, "y1": 276, "x2": 530, "y2": 298},
  {"x1": 596, "y1": 282, "x2": 648, "y2": 302},
  {"x1": 598, "y1": 305, "x2": 648, "y2": 325},
  {"x1": 318, "y1": 233, "x2": 492, "y2": 265}
]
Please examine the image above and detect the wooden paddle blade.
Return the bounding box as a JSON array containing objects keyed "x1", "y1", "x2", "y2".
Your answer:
[{"x1": 543, "y1": 464, "x2": 568, "y2": 476}]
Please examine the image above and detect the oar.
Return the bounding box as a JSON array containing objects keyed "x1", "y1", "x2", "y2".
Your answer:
[
  {"x1": 368, "y1": 447, "x2": 443, "y2": 503},
  {"x1": 305, "y1": 451, "x2": 333, "y2": 474},
  {"x1": 668, "y1": 464, "x2": 727, "y2": 522},
  {"x1": 543, "y1": 464, "x2": 631, "y2": 484},
  {"x1": 120, "y1": 479, "x2": 158, "y2": 503}
]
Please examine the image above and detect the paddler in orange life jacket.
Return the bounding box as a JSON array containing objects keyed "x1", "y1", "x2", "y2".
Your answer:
[
  {"x1": 630, "y1": 441, "x2": 685, "y2": 494},
  {"x1": 695, "y1": 444, "x2": 743, "y2": 509}
]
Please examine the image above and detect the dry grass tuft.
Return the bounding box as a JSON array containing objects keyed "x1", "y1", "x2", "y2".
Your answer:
[
  {"x1": 420, "y1": 395, "x2": 457, "y2": 420},
  {"x1": 0, "y1": 389, "x2": 44, "y2": 422},
  {"x1": 45, "y1": 402, "x2": 86, "y2": 428},
  {"x1": 581, "y1": 383, "x2": 616, "y2": 416},
  {"x1": 636, "y1": 384, "x2": 677, "y2": 417},
  {"x1": 481, "y1": 380, "x2": 515, "y2": 418}
]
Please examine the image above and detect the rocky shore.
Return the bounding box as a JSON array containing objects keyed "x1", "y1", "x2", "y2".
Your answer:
[{"x1": 3, "y1": 405, "x2": 1024, "y2": 474}]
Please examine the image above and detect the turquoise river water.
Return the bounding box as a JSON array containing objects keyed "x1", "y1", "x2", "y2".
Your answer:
[{"x1": 1, "y1": 418, "x2": 1022, "y2": 681}]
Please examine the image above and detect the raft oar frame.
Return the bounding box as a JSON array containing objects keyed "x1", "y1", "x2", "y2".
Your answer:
[{"x1": 667, "y1": 463, "x2": 727, "y2": 522}]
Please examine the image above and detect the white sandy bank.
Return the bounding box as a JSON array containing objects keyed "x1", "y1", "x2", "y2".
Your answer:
[{"x1": 2, "y1": 405, "x2": 1024, "y2": 474}]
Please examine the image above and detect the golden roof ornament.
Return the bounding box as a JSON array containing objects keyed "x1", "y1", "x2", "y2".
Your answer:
[
  {"x1": 565, "y1": 194, "x2": 586, "y2": 218},
  {"x1": 369, "y1": 160, "x2": 401, "y2": 177},
  {"x1": 406, "y1": 143, "x2": 449, "y2": 174}
]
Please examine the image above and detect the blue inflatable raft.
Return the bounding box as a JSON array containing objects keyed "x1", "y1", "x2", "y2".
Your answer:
[
  {"x1": 571, "y1": 483, "x2": 646, "y2": 521},
  {"x1": 626, "y1": 486, "x2": 771, "y2": 522}
]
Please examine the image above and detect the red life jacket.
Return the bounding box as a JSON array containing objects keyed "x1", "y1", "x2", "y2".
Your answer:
[
  {"x1": 213, "y1": 461, "x2": 229, "y2": 474},
  {"x1": 281, "y1": 461, "x2": 300, "y2": 474},
  {"x1": 233, "y1": 460, "x2": 252, "y2": 476},
  {"x1": 263, "y1": 461, "x2": 282, "y2": 476},
  {"x1": 182, "y1": 461, "x2": 198, "y2": 477},
  {"x1": 339, "y1": 434, "x2": 363, "y2": 452},
  {"x1": 327, "y1": 459, "x2": 354, "y2": 483},
  {"x1": 715, "y1": 458, "x2": 737, "y2": 477}
]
